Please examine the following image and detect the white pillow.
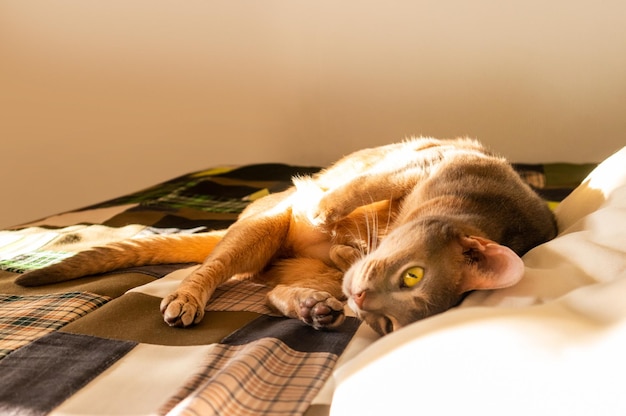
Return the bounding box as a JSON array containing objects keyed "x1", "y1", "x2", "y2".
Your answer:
[{"x1": 331, "y1": 147, "x2": 626, "y2": 416}]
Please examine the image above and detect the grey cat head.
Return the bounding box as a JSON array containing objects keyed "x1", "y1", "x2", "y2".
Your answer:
[{"x1": 343, "y1": 217, "x2": 524, "y2": 335}]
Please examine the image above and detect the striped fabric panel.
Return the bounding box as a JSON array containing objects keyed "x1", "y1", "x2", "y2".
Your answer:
[
  {"x1": 79, "y1": 178, "x2": 199, "y2": 209},
  {"x1": 205, "y1": 279, "x2": 278, "y2": 316},
  {"x1": 87, "y1": 174, "x2": 268, "y2": 214},
  {"x1": 159, "y1": 338, "x2": 338, "y2": 416},
  {"x1": 0, "y1": 230, "x2": 60, "y2": 259},
  {"x1": 0, "y1": 292, "x2": 111, "y2": 359},
  {"x1": 79, "y1": 166, "x2": 241, "y2": 210}
]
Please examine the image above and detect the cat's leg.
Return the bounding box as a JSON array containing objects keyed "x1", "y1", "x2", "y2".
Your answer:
[
  {"x1": 312, "y1": 163, "x2": 429, "y2": 225},
  {"x1": 261, "y1": 258, "x2": 346, "y2": 329},
  {"x1": 160, "y1": 193, "x2": 293, "y2": 327},
  {"x1": 15, "y1": 232, "x2": 226, "y2": 287},
  {"x1": 310, "y1": 140, "x2": 450, "y2": 225}
]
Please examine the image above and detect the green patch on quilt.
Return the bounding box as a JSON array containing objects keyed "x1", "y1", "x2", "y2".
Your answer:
[
  {"x1": 146, "y1": 186, "x2": 255, "y2": 213},
  {"x1": 84, "y1": 177, "x2": 263, "y2": 214},
  {"x1": 0, "y1": 251, "x2": 74, "y2": 273},
  {"x1": 543, "y1": 163, "x2": 597, "y2": 188}
]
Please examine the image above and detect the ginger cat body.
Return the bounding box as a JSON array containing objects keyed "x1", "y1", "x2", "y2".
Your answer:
[{"x1": 16, "y1": 138, "x2": 557, "y2": 335}]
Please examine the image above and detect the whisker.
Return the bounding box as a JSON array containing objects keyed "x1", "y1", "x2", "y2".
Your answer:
[
  {"x1": 349, "y1": 217, "x2": 367, "y2": 257},
  {"x1": 361, "y1": 195, "x2": 373, "y2": 256},
  {"x1": 371, "y1": 208, "x2": 379, "y2": 251},
  {"x1": 384, "y1": 196, "x2": 393, "y2": 237}
]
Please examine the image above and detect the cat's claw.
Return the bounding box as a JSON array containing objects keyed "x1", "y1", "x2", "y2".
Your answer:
[
  {"x1": 160, "y1": 293, "x2": 205, "y2": 327},
  {"x1": 299, "y1": 292, "x2": 345, "y2": 329}
]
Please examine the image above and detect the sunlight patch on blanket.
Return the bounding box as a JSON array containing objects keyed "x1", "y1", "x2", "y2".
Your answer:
[
  {"x1": 52, "y1": 343, "x2": 217, "y2": 416},
  {"x1": 0, "y1": 250, "x2": 75, "y2": 273}
]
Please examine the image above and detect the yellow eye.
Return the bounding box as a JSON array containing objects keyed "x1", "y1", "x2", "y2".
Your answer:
[{"x1": 402, "y1": 266, "x2": 424, "y2": 288}]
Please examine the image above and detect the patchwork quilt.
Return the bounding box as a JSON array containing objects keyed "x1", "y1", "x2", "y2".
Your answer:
[{"x1": 0, "y1": 162, "x2": 594, "y2": 415}]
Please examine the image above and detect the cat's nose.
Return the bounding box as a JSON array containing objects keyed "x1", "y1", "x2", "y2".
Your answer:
[{"x1": 353, "y1": 290, "x2": 366, "y2": 309}]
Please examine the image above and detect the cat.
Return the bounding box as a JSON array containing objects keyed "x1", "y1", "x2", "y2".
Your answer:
[{"x1": 15, "y1": 137, "x2": 558, "y2": 335}]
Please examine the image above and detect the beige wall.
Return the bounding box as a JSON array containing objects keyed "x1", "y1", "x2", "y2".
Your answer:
[{"x1": 1, "y1": 0, "x2": 625, "y2": 228}]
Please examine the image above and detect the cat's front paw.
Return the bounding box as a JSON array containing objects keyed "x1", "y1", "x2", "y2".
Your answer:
[
  {"x1": 160, "y1": 292, "x2": 205, "y2": 327},
  {"x1": 310, "y1": 200, "x2": 343, "y2": 226},
  {"x1": 299, "y1": 292, "x2": 345, "y2": 329}
]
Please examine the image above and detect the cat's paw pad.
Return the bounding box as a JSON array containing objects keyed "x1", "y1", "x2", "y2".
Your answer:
[
  {"x1": 160, "y1": 292, "x2": 205, "y2": 327},
  {"x1": 299, "y1": 292, "x2": 345, "y2": 329}
]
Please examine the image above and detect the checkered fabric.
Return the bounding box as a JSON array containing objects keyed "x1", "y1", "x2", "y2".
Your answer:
[
  {"x1": 205, "y1": 279, "x2": 278, "y2": 315},
  {"x1": 161, "y1": 339, "x2": 338, "y2": 416},
  {"x1": 0, "y1": 292, "x2": 111, "y2": 359},
  {"x1": 159, "y1": 314, "x2": 360, "y2": 416}
]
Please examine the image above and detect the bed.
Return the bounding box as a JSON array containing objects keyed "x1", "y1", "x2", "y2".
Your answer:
[{"x1": 0, "y1": 147, "x2": 624, "y2": 416}]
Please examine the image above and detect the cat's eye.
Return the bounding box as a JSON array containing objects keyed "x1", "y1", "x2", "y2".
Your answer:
[{"x1": 401, "y1": 266, "x2": 424, "y2": 288}]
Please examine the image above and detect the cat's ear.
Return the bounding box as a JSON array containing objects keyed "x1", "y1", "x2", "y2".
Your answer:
[{"x1": 457, "y1": 235, "x2": 525, "y2": 293}]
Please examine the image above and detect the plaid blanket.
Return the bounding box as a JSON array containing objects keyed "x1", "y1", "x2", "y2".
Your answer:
[{"x1": 0, "y1": 162, "x2": 593, "y2": 415}]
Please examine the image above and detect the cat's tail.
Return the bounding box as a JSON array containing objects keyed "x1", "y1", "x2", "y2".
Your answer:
[{"x1": 14, "y1": 230, "x2": 227, "y2": 287}]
